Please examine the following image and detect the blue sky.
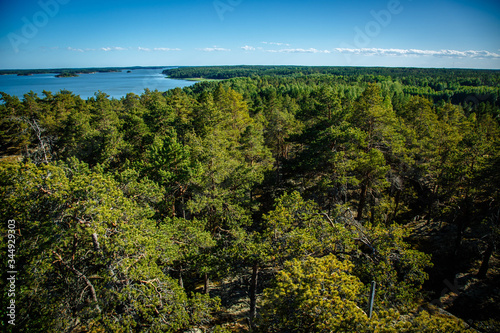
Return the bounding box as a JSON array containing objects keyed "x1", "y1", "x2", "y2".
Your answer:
[{"x1": 1, "y1": 0, "x2": 499, "y2": 69}]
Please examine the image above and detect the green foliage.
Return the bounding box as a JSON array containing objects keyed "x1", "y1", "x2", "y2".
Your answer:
[
  {"x1": 404, "y1": 311, "x2": 475, "y2": 333},
  {"x1": 257, "y1": 255, "x2": 369, "y2": 332},
  {"x1": 0, "y1": 160, "x2": 217, "y2": 332},
  {"x1": 261, "y1": 192, "x2": 355, "y2": 264},
  {"x1": 257, "y1": 255, "x2": 470, "y2": 333},
  {"x1": 260, "y1": 192, "x2": 432, "y2": 310},
  {"x1": 1, "y1": 66, "x2": 499, "y2": 331},
  {"x1": 351, "y1": 223, "x2": 433, "y2": 311}
]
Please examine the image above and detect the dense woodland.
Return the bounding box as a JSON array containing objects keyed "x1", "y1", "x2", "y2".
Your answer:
[{"x1": 1, "y1": 66, "x2": 500, "y2": 332}]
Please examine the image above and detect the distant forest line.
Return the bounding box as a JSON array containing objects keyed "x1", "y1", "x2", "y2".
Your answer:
[
  {"x1": 0, "y1": 66, "x2": 169, "y2": 76},
  {"x1": 165, "y1": 66, "x2": 500, "y2": 115},
  {"x1": 164, "y1": 65, "x2": 500, "y2": 85}
]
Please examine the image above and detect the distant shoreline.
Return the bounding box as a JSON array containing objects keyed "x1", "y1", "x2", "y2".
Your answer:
[
  {"x1": 0, "y1": 66, "x2": 171, "y2": 77},
  {"x1": 179, "y1": 77, "x2": 223, "y2": 82},
  {"x1": 0, "y1": 67, "x2": 196, "y2": 100}
]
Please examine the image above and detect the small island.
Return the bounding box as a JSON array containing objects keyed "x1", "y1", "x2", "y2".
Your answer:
[{"x1": 56, "y1": 72, "x2": 79, "y2": 78}]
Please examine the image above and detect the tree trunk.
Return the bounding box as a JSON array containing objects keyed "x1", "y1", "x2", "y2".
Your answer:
[
  {"x1": 455, "y1": 197, "x2": 471, "y2": 256},
  {"x1": 427, "y1": 197, "x2": 433, "y2": 225},
  {"x1": 427, "y1": 185, "x2": 438, "y2": 225},
  {"x1": 477, "y1": 241, "x2": 494, "y2": 279},
  {"x1": 392, "y1": 189, "x2": 401, "y2": 223},
  {"x1": 182, "y1": 195, "x2": 186, "y2": 219},
  {"x1": 249, "y1": 263, "x2": 259, "y2": 328},
  {"x1": 357, "y1": 184, "x2": 367, "y2": 221},
  {"x1": 91, "y1": 233, "x2": 100, "y2": 252},
  {"x1": 203, "y1": 272, "x2": 209, "y2": 294},
  {"x1": 454, "y1": 221, "x2": 464, "y2": 257},
  {"x1": 275, "y1": 157, "x2": 281, "y2": 184},
  {"x1": 179, "y1": 270, "x2": 184, "y2": 289},
  {"x1": 370, "y1": 195, "x2": 376, "y2": 225}
]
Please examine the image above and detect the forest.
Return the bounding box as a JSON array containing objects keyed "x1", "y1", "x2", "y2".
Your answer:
[{"x1": 1, "y1": 66, "x2": 499, "y2": 332}]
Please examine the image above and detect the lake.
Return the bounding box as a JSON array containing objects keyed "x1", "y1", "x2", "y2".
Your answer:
[{"x1": 0, "y1": 68, "x2": 196, "y2": 100}]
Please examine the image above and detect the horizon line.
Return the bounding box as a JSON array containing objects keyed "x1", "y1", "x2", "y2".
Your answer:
[{"x1": 2, "y1": 65, "x2": 500, "y2": 72}]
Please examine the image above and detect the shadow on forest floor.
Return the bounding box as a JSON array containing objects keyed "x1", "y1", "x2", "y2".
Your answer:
[
  {"x1": 208, "y1": 276, "x2": 252, "y2": 332},
  {"x1": 407, "y1": 220, "x2": 500, "y2": 333}
]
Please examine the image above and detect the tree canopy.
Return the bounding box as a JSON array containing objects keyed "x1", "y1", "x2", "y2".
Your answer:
[{"x1": 1, "y1": 66, "x2": 499, "y2": 332}]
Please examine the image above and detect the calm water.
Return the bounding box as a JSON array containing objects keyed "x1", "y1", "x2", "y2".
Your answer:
[{"x1": 0, "y1": 68, "x2": 196, "y2": 100}]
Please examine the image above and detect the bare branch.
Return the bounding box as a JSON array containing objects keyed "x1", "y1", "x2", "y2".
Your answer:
[{"x1": 53, "y1": 251, "x2": 102, "y2": 313}]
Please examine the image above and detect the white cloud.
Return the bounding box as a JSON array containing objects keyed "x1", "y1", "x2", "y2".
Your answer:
[
  {"x1": 67, "y1": 46, "x2": 180, "y2": 53},
  {"x1": 262, "y1": 42, "x2": 290, "y2": 46},
  {"x1": 198, "y1": 46, "x2": 231, "y2": 52},
  {"x1": 66, "y1": 47, "x2": 96, "y2": 52},
  {"x1": 241, "y1": 45, "x2": 256, "y2": 51},
  {"x1": 67, "y1": 47, "x2": 84, "y2": 52},
  {"x1": 101, "y1": 46, "x2": 127, "y2": 51},
  {"x1": 154, "y1": 47, "x2": 181, "y2": 51},
  {"x1": 136, "y1": 47, "x2": 183, "y2": 52},
  {"x1": 334, "y1": 48, "x2": 500, "y2": 59},
  {"x1": 267, "y1": 48, "x2": 331, "y2": 54}
]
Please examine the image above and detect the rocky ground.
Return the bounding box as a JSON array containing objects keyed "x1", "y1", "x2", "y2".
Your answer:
[{"x1": 408, "y1": 220, "x2": 500, "y2": 333}]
